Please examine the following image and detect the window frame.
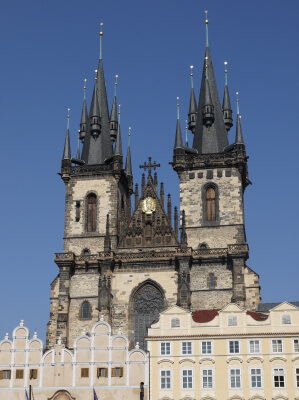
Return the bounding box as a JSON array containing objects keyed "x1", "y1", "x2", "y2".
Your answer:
[
  {"x1": 295, "y1": 366, "x2": 299, "y2": 388},
  {"x1": 293, "y1": 338, "x2": 299, "y2": 353},
  {"x1": 271, "y1": 339, "x2": 283, "y2": 353},
  {"x1": 15, "y1": 369, "x2": 24, "y2": 379},
  {"x1": 97, "y1": 368, "x2": 108, "y2": 378},
  {"x1": 171, "y1": 318, "x2": 180, "y2": 328},
  {"x1": 202, "y1": 183, "x2": 219, "y2": 226},
  {"x1": 272, "y1": 366, "x2": 286, "y2": 388},
  {"x1": 181, "y1": 341, "x2": 193, "y2": 356},
  {"x1": 81, "y1": 368, "x2": 89, "y2": 378},
  {"x1": 201, "y1": 367, "x2": 214, "y2": 389},
  {"x1": 228, "y1": 315, "x2": 238, "y2": 326},
  {"x1": 29, "y1": 369, "x2": 38, "y2": 380},
  {"x1": 86, "y1": 192, "x2": 97, "y2": 233},
  {"x1": 111, "y1": 367, "x2": 123, "y2": 378},
  {"x1": 0, "y1": 370, "x2": 11, "y2": 379},
  {"x1": 229, "y1": 368, "x2": 242, "y2": 389},
  {"x1": 181, "y1": 368, "x2": 194, "y2": 390},
  {"x1": 81, "y1": 301, "x2": 91, "y2": 320},
  {"x1": 201, "y1": 340, "x2": 213, "y2": 355},
  {"x1": 160, "y1": 368, "x2": 172, "y2": 390},
  {"x1": 281, "y1": 314, "x2": 291, "y2": 324},
  {"x1": 250, "y1": 367, "x2": 263, "y2": 389},
  {"x1": 248, "y1": 339, "x2": 261, "y2": 354},
  {"x1": 160, "y1": 341, "x2": 172, "y2": 356},
  {"x1": 228, "y1": 340, "x2": 240, "y2": 354}
]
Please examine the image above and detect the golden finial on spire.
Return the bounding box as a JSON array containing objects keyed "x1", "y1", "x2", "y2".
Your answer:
[
  {"x1": 95, "y1": 69, "x2": 98, "y2": 81},
  {"x1": 129, "y1": 126, "x2": 131, "y2": 136},
  {"x1": 224, "y1": 61, "x2": 228, "y2": 74},
  {"x1": 115, "y1": 75, "x2": 118, "y2": 86},
  {"x1": 236, "y1": 92, "x2": 240, "y2": 114},
  {"x1": 67, "y1": 108, "x2": 70, "y2": 118},
  {"x1": 177, "y1": 97, "x2": 180, "y2": 119},
  {"x1": 190, "y1": 65, "x2": 194, "y2": 77},
  {"x1": 118, "y1": 104, "x2": 121, "y2": 115},
  {"x1": 84, "y1": 78, "x2": 87, "y2": 90},
  {"x1": 99, "y1": 22, "x2": 103, "y2": 36},
  {"x1": 205, "y1": 10, "x2": 208, "y2": 24}
]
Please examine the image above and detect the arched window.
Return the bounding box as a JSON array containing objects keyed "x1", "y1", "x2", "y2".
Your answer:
[
  {"x1": 87, "y1": 194, "x2": 97, "y2": 232},
  {"x1": 81, "y1": 302, "x2": 90, "y2": 319},
  {"x1": 132, "y1": 283, "x2": 164, "y2": 350},
  {"x1": 206, "y1": 187, "x2": 216, "y2": 221}
]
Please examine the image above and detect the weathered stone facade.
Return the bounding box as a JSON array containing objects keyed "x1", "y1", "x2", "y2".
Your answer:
[{"x1": 46, "y1": 28, "x2": 261, "y2": 351}]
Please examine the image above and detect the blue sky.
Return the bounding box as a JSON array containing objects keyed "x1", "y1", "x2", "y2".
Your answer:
[{"x1": 1, "y1": 0, "x2": 298, "y2": 343}]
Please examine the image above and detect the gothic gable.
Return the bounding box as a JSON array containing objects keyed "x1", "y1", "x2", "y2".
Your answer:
[{"x1": 120, "y1": 178, "x2": 178, "y2": 248}]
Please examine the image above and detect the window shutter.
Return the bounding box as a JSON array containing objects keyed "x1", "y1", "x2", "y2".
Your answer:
[
  {"x1": 111, "y1": 368, "x2": 116, "y2": 377},
  {"x1": 0, "y1": 371, "x2": 2, "y2": 379},
  {"x1": 206, "y1": 187, "x2": 216, "y2": 221},
  {"x1": 87, "y1": 194, "x2": 97, "y2": 232},
  {"x1": 119, "y1": 367, "x2": 123, "y2": 378},
  {"x1": 8, "y1": 370, "x2": 11, "y2": 379},
  {"x1": 97, "y1": 368, "x2": 100, "y2": 378}
]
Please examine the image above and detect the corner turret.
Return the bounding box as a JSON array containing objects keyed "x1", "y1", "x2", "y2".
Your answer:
[
  {"x1": 174, "y1": 97, "x2": 183, "y2": 149},
  {"x1": 79, "y1": 79, "x2": 88, "y2": 143},
  {"x1": 222, "y1": 62, "x2": 233, "y2": 132},
  {"x1": 109, "y1": 75, "x2": 118, "y2": 143},
  {"x1": 188, "y1": 66, "x2": 197, "y2": 133}
]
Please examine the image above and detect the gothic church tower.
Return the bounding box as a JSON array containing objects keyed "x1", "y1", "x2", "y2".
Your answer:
[{"x1": 47, "y1": 18, "x2": 260, "y2": 351}]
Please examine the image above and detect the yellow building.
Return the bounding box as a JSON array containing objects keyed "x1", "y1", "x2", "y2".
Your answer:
[
  {"x1": 0, "y1": 318, "x2": 147, "y2": 400},
  {"x1": 147, "y1": 302, "x2": 299, "y2": 400}
]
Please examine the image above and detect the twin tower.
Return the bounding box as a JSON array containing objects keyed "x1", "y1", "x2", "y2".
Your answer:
[{"x1": 46, "y1": 18, "x2": 260, "y2": 351}]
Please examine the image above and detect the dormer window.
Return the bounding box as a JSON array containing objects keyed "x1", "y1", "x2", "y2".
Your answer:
[
  {"x1": 228, "y1": 316, "x2": 238, "y2": 326},
  {"x1": 171, "y1": 318, "x2": 180, "y2": 328}
]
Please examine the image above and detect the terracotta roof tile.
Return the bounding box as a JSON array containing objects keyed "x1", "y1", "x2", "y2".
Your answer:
[{"x1": 192, "y1": 309, "x2": 220, "y2": 323}]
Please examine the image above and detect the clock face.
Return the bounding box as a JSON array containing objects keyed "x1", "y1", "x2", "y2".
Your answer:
[{"x1": 142, "y1": 197, "x2": 156, "y2": 214}]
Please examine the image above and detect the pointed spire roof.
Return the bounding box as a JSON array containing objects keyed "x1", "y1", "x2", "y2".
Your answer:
[
  {"x1": 222, "y1": 62, "x2": 233, "y2": 132},
  {"x1": 62, "y1": 109, "x2": 71, "y2": 160},
  {"x1": 76, "y1": 131, "x2": 80, "y2": 159},
  {"x1": 192, "y1": 13, "x2": 229, "y2": 154},
  {"x1": 235, "y1": 93, "x2": 244, "y2": 144},
  {"x1": 125, "y1": 128, "x2": 132, "y2": 176},
  {"x1": 81, "y1": 24, "x2": 113, "y2": 165},
  {"x1": 109, "y1": 75, "x2": 118, "y2": 143},
  {"x1": 115, "y1": 104, "x2": 123, "y2": 156},
  {"x1": 188, "y1": 66, "x2": 197, "y2": 134},
  {"x1": 174, "y1": 98, "x2": 183, "y2": 148},
  {"x1": 79, "y1": 79, "x2": 88, "y2": 143}
]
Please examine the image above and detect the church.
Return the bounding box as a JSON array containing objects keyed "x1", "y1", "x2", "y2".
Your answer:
[{"x1": 46, "y1": 14, "x2": 260, "y2": 353}]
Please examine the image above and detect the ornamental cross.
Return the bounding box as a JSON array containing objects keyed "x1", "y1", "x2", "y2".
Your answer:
[{"x1": 139, "y1": 157, "x2": 160, "y2": 178}]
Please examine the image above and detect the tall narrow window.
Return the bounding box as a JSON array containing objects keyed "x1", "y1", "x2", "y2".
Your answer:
[
  {"x1": 87, "y1": 194, "x2": 97, "y2": 232},
  {"x1": 82, "y1": 302, "x2": 90, "y2": 319},
  {"x1": 208, "y1": 273, "x2": 216, "y2": 289},
  {"x1": 206, "y1": 187, "x2": 216, "y2": 221}
]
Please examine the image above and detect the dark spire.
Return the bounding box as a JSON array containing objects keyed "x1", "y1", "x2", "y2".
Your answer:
[
  {"x1": 76, "y1": 131, "x2": 80, "y2": 159},
  {"x1": 125, "y1": 128, "x2": 132, "y2": 176},
  {"x1": 235, "y1": 93, "x2": 244, "y2": 144},
  {"x1": 79, "y1": 79, "x2": 88, "y2": 143},
  {"x1": 109, "y1": 75, "x2": 118, "y2": 143},
  {"x1": 188, "y1": 66, "x2": 197, "y2": 133},
  {"x1": 89, "y1": 82, "x2": 101, "y2": 139},
  {"x1": 141, "y1": 173, "x2": 145, "y2": 191},
  {"x1": 81, "y1": 24, "x2": 113, "y2": 165},
  {"x1": 180, "y1": 210, "x2": 187, "y2": 247},
  {"x1": 185, "y1": 120, "x2": 189, "y2": 147},
  {"x1": 104, "y1": 214, "x2": 111, "y2": 252},
  {"x1": 154, "y1": 172, "x2": 158, "y2": 190},
  {"x1": 135, "y1": 183, "x2": 139, "y2": 209},
  {"x1": 167, "y1": 194, "x2": 172, "y2": 225},
  {"x1": 160, "y1": 182, "x2": 164, "y2": 206},
  {"x1": 114, "y1": 104, "x2": 123, "y2": 156},
  {"x1": 62, "y1": 109, "x2": 71, "y2": 160},
  {"x1": 174, "y1": 206, "x2": 178, "y2": 240},
  {"x1": 202, "y1": 60, "x2": 214, "y2": 128},
  {"x1": 174, "y1": 97, "x2": 183, "y2": 149},
  {"x1": 222, "y1": 62, "x2": 233, "y2": 132},
  {"x1": 192, "y1": 12, "x2": 229, "y2": 154}
]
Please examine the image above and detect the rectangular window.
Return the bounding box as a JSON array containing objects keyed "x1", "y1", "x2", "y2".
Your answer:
[
  {"x1": 273, "y1": 368, "x2": 285, "y2": 387},
  {"x1": 202, "y1": 368, "x2": 213, "y2": 389},
  {"x1": 160, "y1": 342, "x2": 171, "y2": 356},
  {"x1": 81, "y1": 368, "x2": 89, "y2": 378},
  {"x1": 294, "y1": 339, "x2": 299, "y2": 352},
  {"x1": 230, "y1": 368, "x2": 241, "y2": 388},
  {"x1": 296, "y1": 368, "x2": 299, "y2": 388},
  {"x1": 228, "y1": 316, "x2": 238, "y2": 326},
  {"x1": 182, "y1": 369, "x2": 193, "y2": 389},
  {"x1": 272, "y1": 339, "x2": 283, "y2": 353},
  {"x1": 15, "y1": 369, "x2": 24, "y2": 379},
  {"x1": 249, "y1": 340, "x2": 260, "y2": 353},
  {"x1": 201, "y1": 341, "x2": 212, "y2": 355},
  {"x1": 0, "y1": 370, "x2": 11, "y2": 379},
  {"x1": 97, "y1": 368, "x2": 108, "y2": 377},
  {"x1": 171, "y1": 318, "x2": 180, "y2": 328},
  {"x1": 181, "y1": 341, "x2": 192, "y2": 355},
  {"x1": 160, "y1": 370, "x2": 171, "y2": 389},
  {"x1": 229, "y1": 340, "x2": 240, "y2": 354},
  {"x1": 111, "y1": 367, "x2": 123, "y2": 377},
  {"x1": 29, "y1": 369, "x2": 38, "y2": 380},
  {"x1": 251, "y1": 368, "x2": 262, "y2": 388}
]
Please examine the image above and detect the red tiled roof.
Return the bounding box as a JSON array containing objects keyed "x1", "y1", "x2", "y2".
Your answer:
[
  {"x1": 192, "y1": 309, "x2": 269, "y2": 323},
  {"x1": 247, "y1": 311, "x2": 269, "y2": 321},
  {"x1": 192, "y1": 309, "x2": 220, "y2": 323}
]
